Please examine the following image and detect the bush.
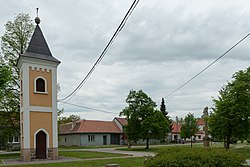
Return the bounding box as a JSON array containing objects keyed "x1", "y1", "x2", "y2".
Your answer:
[{"x1": 144, "y1": 147, "x2": 246, "y2": 167}]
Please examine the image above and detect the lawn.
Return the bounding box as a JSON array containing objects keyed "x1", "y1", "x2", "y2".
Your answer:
[
  {"x1": 58, "y1": 145, "x2": 123, "y2": 150},
  {"x1": 231, "y1": 146, "x2": 250, "y2": 158},
  {"x1": 0, "y1": 150, "x2": 126, "y2": 160},
  {"x1": 59, "y1": 150, "x2": 127, "y2": 159},
  {"x1": 0, "y1": 153, "x2": 19, "y2": 159},
  {"x1": 1, "y1": 143, "x2": 250, "y2": 166},
  {"x1": 5, "y1": 157, "x2": 145, "y2": 167}
]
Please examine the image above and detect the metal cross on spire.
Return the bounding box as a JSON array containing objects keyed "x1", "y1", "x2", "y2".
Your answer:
[
  {"x1": 36, "y1": 8, "x2": 39, "y2": 17},
  {"x1": 35, "y1": 8, "x2": 40, "y2": 24}
]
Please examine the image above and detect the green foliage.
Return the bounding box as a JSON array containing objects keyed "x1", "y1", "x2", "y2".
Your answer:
[
  {"x1": 122, "y1": 90, "x2": 170, "y2": 149},
  {"x1": 209, "y1": 67, "x2": 250, "y2": 149},
  {"x1": 1, "y1": 13, "x2": 34, "y2": 66},
  {"x1": 0, "y1": 62, "x2": 20, "y2": 149},
  {"x1": 58, "y1": 109, "x2": 81, "y2": 125},
  {"x1": 180, "y1": 113, "x2": 198, "y2": 146},
  {"x1": 160, "y1": 98, "x2": 172, "y2": 130},
  {"x1": 0, "y1": 13, "x2": 34, "y2": 149},
  {"x1": 144, "y1": 147, "x2": 246, "y2": 167},
  {"x1": 0, "y1": 64, "x2": 12, "y2": 88}
]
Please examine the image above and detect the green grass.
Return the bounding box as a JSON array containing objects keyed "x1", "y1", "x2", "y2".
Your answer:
[
  {"x1": 1, "y1": 143, "x2": 250, "y2": 166},
  {"x1": 0, "y1": 151, "x2": 125, "y2": 160},
  {"x1": 0, "y1": 153, "x2": 19, "y2": 159},
  {"x1": 7, "y1": 157, "x2": 145, "y2": 167},
  {"x1": 58, "y1": 145, "x2": 123, "y2": 150},
  {"x1": 230, "y1": 146, "x2": 250, "y2": 158},
  {"x1": 59, "y1": 150, "x2": 127, "y2": 159}
]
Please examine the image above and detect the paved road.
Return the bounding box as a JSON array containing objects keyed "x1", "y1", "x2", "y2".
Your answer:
[{"x1": 83, "y1": 147, "x2": 155, "y2": 157}]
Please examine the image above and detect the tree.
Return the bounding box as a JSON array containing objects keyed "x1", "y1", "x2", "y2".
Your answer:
[
  {"x1": 0, "y1": 13, "x2": 34, "y2": 148},
  {"x1": 160, "y1": 98, "x2": 173, "y2": 131},
  {"x1": 58, "y1": 109, "x2": 81, "y2": 126},
  {"x1": 1, "y1": 13, "x2": 34, "y2": 66},
  {"x1": 209, "y1": 67, "x2": 250, "y2": 150},
  {"x1": 180, "y1": 113, "x2": 198, "y2": 147},
  {"x1": 121, "y1": 90, "x2": 170, "y2": 149},
  {"x1": 0, "y1": 62, "x2": 20, "y2": 149}
]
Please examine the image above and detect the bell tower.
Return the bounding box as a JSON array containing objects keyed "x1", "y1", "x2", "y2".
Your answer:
[{"x1": 17, "y1": 15, "x2": 60, "y2": 161}]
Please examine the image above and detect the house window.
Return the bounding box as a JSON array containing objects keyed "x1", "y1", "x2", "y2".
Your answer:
[
  {"x1": 88, "y1": 135, "x2": 95, "y2": 142},
  {"x1": 198, "y1": 135, "x2": 201, "y2": 139},
  {"x1": 14, "y1": 136, "x2": 19, "y2": 143},
  {"x1": 8, "y1": 136, "x2": 19, "y2": 143},
  {"x1": 34, "y1": 77, "x2": 47, "y2": 93},
  {"x1": 65, "y1": 138, "x2": 67, "y2": 142}
]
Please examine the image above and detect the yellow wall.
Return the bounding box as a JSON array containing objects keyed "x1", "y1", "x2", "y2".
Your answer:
[
  {"x1": 29, "y1": 67, "x2": 52, "y2": 107},
  {"x1": 30, "y1": 111, "x2": 53, "y2": 148}
]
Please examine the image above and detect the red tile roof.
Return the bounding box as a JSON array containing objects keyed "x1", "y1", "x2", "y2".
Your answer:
[
  {"x1": 59, "y1": 120, "x2": 122, "y2": 134},
  {"x1": 172, "y1": 122, "x2": 181, "y2": 133},
  {"x1": 114, "y1": 117, "x2": 128, "y2": 126},
  {"x1": 171, "y1": 119, "x2": 205, "y2": 133},
  {"x1": 197, "y1": 118, "x2": 205, "y2": 125}
]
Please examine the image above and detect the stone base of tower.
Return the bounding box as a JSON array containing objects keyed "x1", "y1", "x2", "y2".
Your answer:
[
  {"x1": 21, "y1": 147, "x2": 58, "y2": 161},
  {"x1": 20, "y1": 148, "x2": 31, "y2": 161},
  {"x1": 48, "y1": 147, "x2": 58, "y2": 160}
]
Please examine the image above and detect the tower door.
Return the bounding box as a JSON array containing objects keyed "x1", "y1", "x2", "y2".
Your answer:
[{"x1": 36, "y1": 131, "x2": 46, "y2": 159}]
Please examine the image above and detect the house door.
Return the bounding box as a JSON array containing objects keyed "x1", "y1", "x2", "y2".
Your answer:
[
  {"x1": 36, "y1": 131, "x2": 46, "y2": 159},
  {"x1": 111, "y1": 134, "x2": 120, "y2": 145},
  {"x1": 103, "y1": 135, "x2": 107, "y2": 145}
]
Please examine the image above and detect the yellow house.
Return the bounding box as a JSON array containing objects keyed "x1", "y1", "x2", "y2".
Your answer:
[{"x1": 17, "y1": 16, "x2": 60, "y2": 161}]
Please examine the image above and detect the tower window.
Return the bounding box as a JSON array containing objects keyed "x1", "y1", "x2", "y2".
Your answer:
[{"x1": 34, "y1": 77, "x2": 47, "y2": 93}]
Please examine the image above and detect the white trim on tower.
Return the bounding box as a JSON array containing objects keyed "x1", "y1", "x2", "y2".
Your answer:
[{"x1": 22, "y1": 63, "x2": 30, "y2": 148}]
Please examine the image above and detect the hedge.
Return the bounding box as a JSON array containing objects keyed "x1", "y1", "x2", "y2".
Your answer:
[{"x1": 144, "y1": 147, "x2": 246, "y2": 167}]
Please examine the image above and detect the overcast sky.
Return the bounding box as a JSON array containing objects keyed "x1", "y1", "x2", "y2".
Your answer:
[{"x1": 1, "y1": 0, "x2": 250, "y2": 121}]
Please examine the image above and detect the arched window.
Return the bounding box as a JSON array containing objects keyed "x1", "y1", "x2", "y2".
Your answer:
[{"x1": 34, "y1": 77, "x2": 47, "y2": 93}]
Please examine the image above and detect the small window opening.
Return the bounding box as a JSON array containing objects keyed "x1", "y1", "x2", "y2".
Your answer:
[{"x1": 36, "y1": 78, "x2": 45, "y2": 92}]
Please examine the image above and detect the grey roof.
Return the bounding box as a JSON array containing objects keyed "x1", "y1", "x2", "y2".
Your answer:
[{"x1": 21, "y1": 25, "x2": 60, "y2": 63}]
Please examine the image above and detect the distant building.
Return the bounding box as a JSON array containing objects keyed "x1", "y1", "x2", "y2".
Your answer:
[
  {"x1": 171, "y1": 122, "x2": 181, "y2": 142},
  {"x1": 59, "y1": 119, "x2": 124, "y2": 146},
  {"x1": 171, "y1": 118, "x2": 206, "y2": 143}
]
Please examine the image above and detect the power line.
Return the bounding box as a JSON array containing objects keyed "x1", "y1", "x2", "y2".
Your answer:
[
  {"x1": 59, "y1": 0, "x2": 140, "y2": 102},
  {"x1": 164, "y1": 32, "x2": 250, "y2": 99},
  {"x1": 60, "y1": 101, "x2": 118, "y2": 114}
]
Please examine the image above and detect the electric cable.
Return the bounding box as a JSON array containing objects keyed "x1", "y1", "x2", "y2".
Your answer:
[
  {"x1": 60, "y1": 101, "x2": 118, "y2": 114},
  {"x1": 59, "y1": 0, "x2": 140, "y2": 102},
  {"x1": 164, "y1": 32, "x2": 250, "y2": 99}
]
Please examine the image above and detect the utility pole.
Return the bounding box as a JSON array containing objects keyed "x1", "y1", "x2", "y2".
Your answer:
[
  {"x1": 176, "y1": 116, "x2": 179, "y2": 144},
  {"x1": 203, "y1": 107, "x2": 210, "y2": 147}
]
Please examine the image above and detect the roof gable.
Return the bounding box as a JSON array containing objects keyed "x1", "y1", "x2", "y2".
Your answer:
[
  {"x1": 114, "y1": 117, "x2": 128, "y2": 126},
  {"x1": 20, "y1": 24, "x2": 60, "y2": 63}
]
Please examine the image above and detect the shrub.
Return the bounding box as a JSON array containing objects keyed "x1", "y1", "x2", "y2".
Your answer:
[{"x1": 144, "y1": 147, "x2": 246, "y2": 167}]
